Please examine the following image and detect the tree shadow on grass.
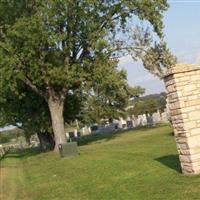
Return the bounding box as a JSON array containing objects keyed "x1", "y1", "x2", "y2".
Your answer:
[
  {"x1": 3, "y1": 147, "x2": 41, "y2": 160},
  {"x1": 168, "y1": 131, "x2": 175, "y2": 136},
  {"x1": 155, "y1": 154, "x2": 182, "y2": 173},
  {"x1": 76, "y1": 132, "x2": 119, "y2": 146}
]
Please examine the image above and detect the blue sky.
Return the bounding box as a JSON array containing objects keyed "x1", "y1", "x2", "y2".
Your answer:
[{"x1": 119, "y1": 0, "x2": 200, "y2": 94}]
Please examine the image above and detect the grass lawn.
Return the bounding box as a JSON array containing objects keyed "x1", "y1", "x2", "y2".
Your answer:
[{"x1": 1, "y1": 124, "x2": 200, "y2": 200}]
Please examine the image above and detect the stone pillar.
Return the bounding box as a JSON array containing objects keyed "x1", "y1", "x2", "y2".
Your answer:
[{"x1": 164, "y1": 64, "x2": 200, "y2": 175}]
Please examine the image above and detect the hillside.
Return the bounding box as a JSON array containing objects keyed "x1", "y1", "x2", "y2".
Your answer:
[{"x1": 1, "y1": 124, "x2": 200, "y2": 200}]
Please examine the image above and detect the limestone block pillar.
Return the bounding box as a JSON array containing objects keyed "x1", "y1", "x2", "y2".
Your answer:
[{"x1": 164, "y1": 64, "x2": 200, "y2": 175}]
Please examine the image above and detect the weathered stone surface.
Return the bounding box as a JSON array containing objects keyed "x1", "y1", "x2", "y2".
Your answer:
[
  {"x1": 190, "y1": 75, "x2": 200, "y2": 81},
  {"x1": 188, "y1": 111, "x2": 200, "y2": 120},
  {"x1": 167, "y1": 85, "x2": 176, "y2": 93},
  {"x1": 179, "y1": 155, "x2": 192, "y2": 163},
  {"x1": 187, "y1": 135, "x2": 200, "y2": 147},
  {"x1": 183, "y1": 85, "x2": 196, "y2": 92},
  {"x1": 187, "y1": 95, "x2": 199, "y2": 100},
  {"x1": 184, "y1": 121, "x2": 196, "y2": 130},
  {"x1": 170, "y1": 109, "x2": 182, "y2": 116},
  {"x1": 190, "y1": 128, "x2": 200, "y2": 136},
  {"x1": 190, "y1": 153, "x2": 200, "y2": 162},
  {"x1": 185, "y1": 99, "x2": 200, "y2": 107},
  {"x1": 177, "y1": 143, "x2": 189, "y2": 150},
  {"x1": 175, "y1": 136, "x2": 188, "y2": 144},
  {"x1": 181, "y1": 106, "x2": 196, "y2": 113},
  {"x1": 164, "y1": 63, "x2": 200, "y2": 175},
  {"x1": 178, "y1": 149, "x2": 191, "y2": 155}
]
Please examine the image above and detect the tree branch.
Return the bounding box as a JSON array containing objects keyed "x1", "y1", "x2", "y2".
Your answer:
[{"x1": 23, "y1": 77, "x2": 47, "y2": 99}]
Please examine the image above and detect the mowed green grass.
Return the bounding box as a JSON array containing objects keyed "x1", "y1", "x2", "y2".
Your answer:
[{"x1": 1, "y1": 124, "x2": 200, "y2": 200}]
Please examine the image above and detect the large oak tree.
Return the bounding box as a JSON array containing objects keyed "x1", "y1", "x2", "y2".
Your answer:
[{"x1": 0, "y1": 0, "x2": 169, "y2": 150}]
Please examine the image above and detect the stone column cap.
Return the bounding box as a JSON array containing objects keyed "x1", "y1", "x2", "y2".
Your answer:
[{"x1": 164, "y1": 63, "x2": 200, "y2": 78}]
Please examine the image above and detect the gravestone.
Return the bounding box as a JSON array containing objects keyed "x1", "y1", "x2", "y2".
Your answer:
[
  {"x1": 59, "y1": 142, "x2": 78, "y2": 158},
  {"x1": 152, "y1": 111, "x2": 161, "y2": 123},
  {"x1": 164, "y1": 64, "x2": 200, "y2": 174},
  {"x1": 127, "y1": 120, "x2": 133, "y2": 128}
]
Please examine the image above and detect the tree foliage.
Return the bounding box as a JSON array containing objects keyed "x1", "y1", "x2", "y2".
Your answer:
[
  {"x1": 142, "y1": 41, "x2": 177, "y2": 78},
  {"x1": 83, "y1": 58, "x2": 131, "y2": 123},
  {"x1": 128, "y1": 95, "x2": 166, "y2": 117},
  {"x1": 0, "y1": 0, "x2": 169, "y2": 150}
]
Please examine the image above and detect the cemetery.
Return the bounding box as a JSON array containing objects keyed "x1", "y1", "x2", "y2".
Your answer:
[
  {"x1": 1, "y1": 1, "x2": 200, "y2": 200},
  {"x1": 1, "y1": 124, "x2": 200, "y2": 199}
]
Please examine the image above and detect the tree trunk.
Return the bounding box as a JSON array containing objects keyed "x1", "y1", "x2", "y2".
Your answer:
[
  {"x1": 146, "y1": 113, "x2": 154, "y2": 127},
  {"x1": 47, "y1": 96, "x2": 66, "y2": 151},
  {"x1": 37, "y1": 132, "x2": 55, "y2": 151},
  {"x1": 145, "y1": 113, "x2": 150, "y2": 127}
]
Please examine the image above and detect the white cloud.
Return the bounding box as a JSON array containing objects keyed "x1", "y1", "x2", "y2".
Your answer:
[{"x1": 118, "y1": 55, "x2": 134, "y2": 67}]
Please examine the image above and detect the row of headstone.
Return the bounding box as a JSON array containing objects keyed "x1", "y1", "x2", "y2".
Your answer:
[
  {"x1": 66, "y1": 129, "x2": 82, "y2": 140},
  {"x1": 118, "y1": 110, "x2": 170, "y2": 129},
  {"x1": 65, "y1": 110, "x2": 170, "y2": 139},
  {"x1": 97, "y1": 123, "x2": 116, "y2": 133},
  {"x1": 66, "y1": 123, "x2": 118, "y2": 138},
  {"x1": 81, "y1": 126, "x2": 92, "y2": 135},
  {"x1": 152, "y1": 110, "x2": 170, "y2": 123},
  {"x1": 117, "y1": 115, "x2": 147, "y2": 129}
]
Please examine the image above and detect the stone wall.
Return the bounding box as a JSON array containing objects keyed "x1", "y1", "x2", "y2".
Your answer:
[{"x1": 164, "y1": 63, "x2": 200, "y2": 174}]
